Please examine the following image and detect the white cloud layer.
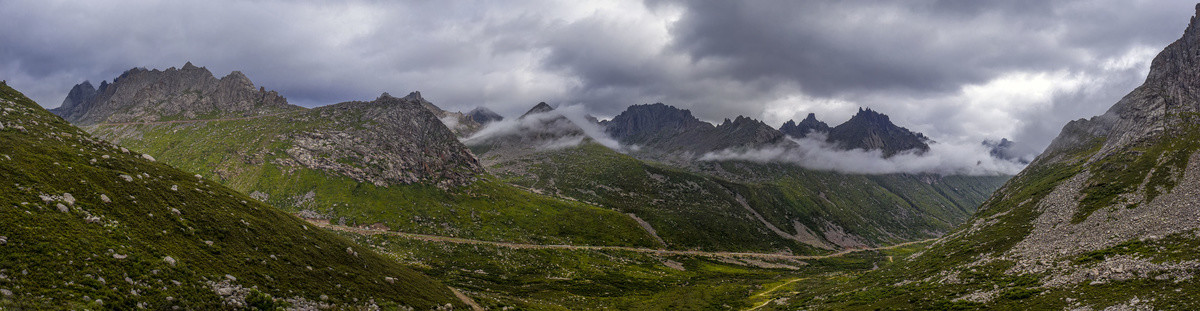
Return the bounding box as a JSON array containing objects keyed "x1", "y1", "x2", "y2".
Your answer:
[
  {"x1": 461, "y1": 105, "x2": 626, "y2": 151},
  {"x1": 699, "y1": 134, "x2": 1027, "y2": 176}
]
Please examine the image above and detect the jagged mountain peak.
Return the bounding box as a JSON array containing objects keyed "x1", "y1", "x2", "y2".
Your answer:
[
  {"x1": 522, "y1": 102, "x2": 556, "y2": 118},
  {"x1": 467, "y1": 106, "x2": 504, "y2": 124},
  {"x1": 403, "y1": 91, "x2": 425, "y2": 102},
  {"x1": 780, "y1": 112, "x2": 831, "y2": 138},
  {"x1": 827, "y1": 107, "x2": 930, "y2": 156},
  {"x1": 51, "y1": 63, "x2": 297, "y2": 125},
  {"x1": 181, "y1": 61, "x2": 200, "y2": 70}
]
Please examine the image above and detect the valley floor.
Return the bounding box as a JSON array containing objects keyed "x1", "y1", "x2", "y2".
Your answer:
[{"x1": 310, "y1": 215, "x2": 932, "y2": 310}]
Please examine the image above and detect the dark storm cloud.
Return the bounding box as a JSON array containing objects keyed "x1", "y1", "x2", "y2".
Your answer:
[{"x1": 0, "y1": 0, "x2": 1195, "y2": 157}]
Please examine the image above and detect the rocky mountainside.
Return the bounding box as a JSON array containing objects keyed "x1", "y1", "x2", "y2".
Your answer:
[
  {"x1": 605, "y1": 103, "x2": 932, "y2": 160},
  {"x1": 463, "y1": 102, "x2": 594, "y2": 161},
  {"x1": 603, "y1": 103, "x2": 713, "y2": 146},
  {"x1": 60, "y1": 65, "x2": 482, "y2": 188},
  {"x1": 826, "y1": 107, "x2": 931, "y2": 156},
  {"x1": 0, "y1": 82, "x2": 461, "y2": 309},
  {"x1": 983, "y1": 138, "x2": 1030, "y2": 164},
  {"x1": 778, "y1": 113, "x2": 831, "y2": 138},
  {"x1": 602, "y1": 103, "x2": 788, "y2": 156},
  {"x1": 466, "y1": 107, "x2": 503, "y2": 125},
  {"x1": 50, "y1": 62, "x2": 299, "y2": 125},
  {"x1": 409, "y1": 91, "x2": 484, "y2": 136},
  {"x1": 782, "y1": 6, "x2": 1200, "y2": 309},
  {"x1": 283, "y1": 93, "x2": 483, "y2": 187},
  {"x1": 73, "y1": 68, "x2": 655, "y2": 248}
]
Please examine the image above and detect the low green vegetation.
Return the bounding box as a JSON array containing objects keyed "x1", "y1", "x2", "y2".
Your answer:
[
  {"x1": 495, "y1": 143, "x2": 1009, "y2": 254},
  {"x1": 338, "y1": 229, "x2": 897, "y2": 310},
  {"x1": 87, "y1": 117, "x2": 658, "y2": 247},
  {"x1": 0, "y1": 84, "x2": 460, "y2": 309}
]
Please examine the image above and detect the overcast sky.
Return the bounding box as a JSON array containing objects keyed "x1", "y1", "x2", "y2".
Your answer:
[{"x1": 1, "y1": 0, "x2": 1194, "y2": 155}]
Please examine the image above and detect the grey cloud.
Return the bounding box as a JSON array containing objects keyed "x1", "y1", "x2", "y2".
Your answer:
[{"x1": 0, "y1": 0, "x2": 1195, "y2": 159}]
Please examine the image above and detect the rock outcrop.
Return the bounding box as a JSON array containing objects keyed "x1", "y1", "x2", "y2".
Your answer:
[
  {"x1": 280, "y1": 93, "x2": 483, "y2": 187},
  {"x1": 408, "y1": 91, "x2": 484, "y2": 136},
  {"x1": 826, "y1": 107, "x2": 931, "y2": 156},
  {"x1": 778, "y1": 113, "x2": 830, "y2": 138},
  {"x1": 50, "y1": 62, "x2": 298, "y2": 125},
  {"x1": 466, "y1": 107, "x2": 503, "y2": 124},
  {"x1": 59, "y1": 64, "x2": 482, "y2": 187}
]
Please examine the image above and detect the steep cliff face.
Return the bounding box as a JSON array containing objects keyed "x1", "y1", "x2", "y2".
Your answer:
[
  {"x1": 825, "y1": 107, "x2": 931, "y2": 156},
  {"x1": 466, "y1": 107, "x2": 503, "y2": 124},
  {"x1": 778, "y1": 113, "x2": 831, "y2": 138},
  {"x1": 51, "y1": 62, "x2": 298, "y2": 125},
  {"x1": 408, "y1": 91, "x2": 484, "y2": 136},
  {"x1": 602, "y1": 103, "x2": 788, "y2": 156}
]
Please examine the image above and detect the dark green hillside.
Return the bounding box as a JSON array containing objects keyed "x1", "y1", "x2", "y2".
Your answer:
[
  {"x1": 492, "y1": 143, "x2": 1008, "y2": 254},
  {"x1": 0, "y1": 83, "x2": 460, "y2": 309},
  {"x1": 87, "y1": 110, "x2": 659, "y2": 247}
]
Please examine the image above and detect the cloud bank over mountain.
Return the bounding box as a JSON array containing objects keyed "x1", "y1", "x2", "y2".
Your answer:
[
  {"x1": 1, "y1": 0, "x2": 1193, "y2": 155},
  {"x1": 700, "y1": 134, "x2": 1027, "y2": 176}
]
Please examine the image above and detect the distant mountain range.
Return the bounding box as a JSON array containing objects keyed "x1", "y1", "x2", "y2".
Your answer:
[{"x1": 601, "y1": 102, "x2": 935, "y2": 159}]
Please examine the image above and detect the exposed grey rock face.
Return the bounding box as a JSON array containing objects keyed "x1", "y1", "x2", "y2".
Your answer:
[
  {"x1": 778, "y1": 113, "x2": 830, "y2": 138},
  {"x1": 277, "y1": 93, "x2": 483, "y2": 187},
  {"x1": 466, "y1": 107, "x2": 503, "y2": 124},
  {"x1": 982, "y1": 138, "x2": 1029, "y2": 164},
  {"x1": 53, "y1": 81, "x2": 99, "y2": 116},
  {"x1": 826, "y1": 107, "x2": 931, "y2": 157},
  {"x1": 603, "y1": 103, "x2": 787, "y2": 157},
  {"x1": 50, "y1": 62, "x2": 298, "y2": 125},
  {"x1": 408, "y1": 91, "x2": 484, "y2": 137},
  {"x1": 61, "y1": 64, "x2": 483, "y2": 188},
  {"x1": 521, "y1": 102, "x2": 555, "y2": 118}
]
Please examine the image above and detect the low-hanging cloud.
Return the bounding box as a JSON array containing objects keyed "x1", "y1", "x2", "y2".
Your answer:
[
  {"x1": 461, "y1": 104, "x2": 627, "y2": 151},
  {"x1": 699, "y1": 133, "x2": 1026, "y2": 176}
]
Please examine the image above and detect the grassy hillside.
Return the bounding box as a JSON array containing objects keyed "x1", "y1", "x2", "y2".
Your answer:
[
  {"x1": 339, "y1": 229, "x2": 900, "y2": 310},
  {"x1": 489, "y1": 143, "x2": 1009, "y2": 254},
  {"x1": 763, "y1": 104, "x2": 1200, "y2": 310},
  {"x1": 0, "y1": 83, "x2": 461, "y2": 309},
  {"x1": 87, "y1": 115, "x2": 659, "y2": 247}
]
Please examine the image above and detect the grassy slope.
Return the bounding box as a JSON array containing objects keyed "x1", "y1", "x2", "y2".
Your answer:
[
  {"x1": 87, "y1": 117, "x2": 658, "y2": 247},
  {"x1": 342, "y1": 230, "x2": 895, "y2": 311},
  {"x1": 0, "y1": 84, "x2": 459, "y2": 309},
  {"x1": 495, "y1": 143, "x2": 1009, "y2": 254},
  {"x1": 772, "y1": 115, "x2": 1200, "y2": 310}
]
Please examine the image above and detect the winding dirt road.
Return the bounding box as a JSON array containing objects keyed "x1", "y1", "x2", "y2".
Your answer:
[{"x1": 306, "y1": 218, "x2": 935, "y2": 261}]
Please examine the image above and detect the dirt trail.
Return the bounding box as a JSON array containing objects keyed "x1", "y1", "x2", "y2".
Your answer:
[
  {"x1": 747, "y1": 278, "x2": 808, "y2": 311},
  {"x1": 306, "y1": 219, "x2": 935, "y2": 261},
  {"x1": 448, "y1": 287, "x2": 482, "y2": 311},
  {"x1": 92, "y1": 111, "x2": 297, "y2": 126}
]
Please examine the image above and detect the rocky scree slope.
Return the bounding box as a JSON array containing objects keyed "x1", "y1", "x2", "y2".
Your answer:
[
  {"x1": 51, "y1": 62, "x2": 299, "y2": 125},
  {"x1": 0, "y1": 82, "x2": 461, "y2": 309},
  {"x1": 782, "y1": 6, "x2": 1200, "y2": 309}
]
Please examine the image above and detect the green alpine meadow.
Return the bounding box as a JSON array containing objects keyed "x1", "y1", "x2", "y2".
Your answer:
[{"x1": 5, "y1": 1, "x2": 1200, "y2": 310}]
